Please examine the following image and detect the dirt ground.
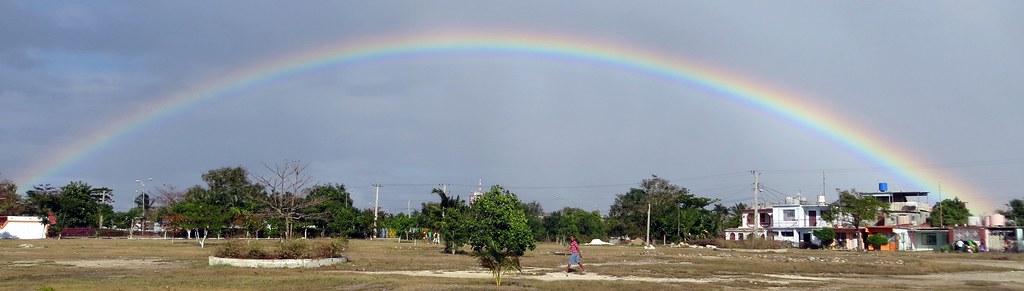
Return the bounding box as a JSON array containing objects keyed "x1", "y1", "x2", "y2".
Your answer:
[{"x1": 3, "y1": 238, "x2": 1024, "y2": 290}]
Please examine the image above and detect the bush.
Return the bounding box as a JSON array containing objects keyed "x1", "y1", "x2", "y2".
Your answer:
[
  {"x1": 310, "y1": 238, "x2": 348, "y2": 259},
  {"x1": 813, "y1": 228, "x2": 836, "y2": 248},
  {"x1": 95, "y1": 228, "x2": 129, "y2": 237},
  {"x1": 275, "y1": 239, "x2": 309, "y2": 259},
  {"x1": 246, "y1": 243, "x2": 270, "y2": 259},
  {"x1": 215, "y1": 240, "x2": 248, "y2": 258},
  {"x1": 215, "y1": 239, "x2": 348, "y2": 259},
  {"x1": 866, "y1": 234, "x2": 889, "y2": 251}
]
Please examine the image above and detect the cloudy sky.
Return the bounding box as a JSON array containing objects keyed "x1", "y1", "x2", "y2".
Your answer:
[{"x1": 2, "y1": 1, "x2": 1022, "y2": 214}]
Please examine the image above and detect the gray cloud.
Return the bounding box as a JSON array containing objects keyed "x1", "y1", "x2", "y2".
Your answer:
[{"x1": 3, "y1": 1, "x2": 1022, "y2": 213}]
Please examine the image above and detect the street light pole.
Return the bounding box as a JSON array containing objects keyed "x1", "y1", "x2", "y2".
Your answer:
[
  {"x1": 136, "y1": 178, "x2": 152, "y2": 236},
  {"x1": 372, "y1": 184, "x2": 382, "y2": 240}
]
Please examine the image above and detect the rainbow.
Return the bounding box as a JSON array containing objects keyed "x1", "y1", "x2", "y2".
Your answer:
[{"x1": 18, "y1": 30, "x2": 995, "y2": 212}]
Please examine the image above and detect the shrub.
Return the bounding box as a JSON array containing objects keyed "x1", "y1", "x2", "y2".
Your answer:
[
  {"x1": 246, "y1": 243, "x2": 270, "y2": 259},
  {"x1": 95, "y1": 228, "x2": 129, "y2": 237},
  {"x1": 215, "y1": 239, "x2": 347, "y2": 259},
  {"x1": 813, "y1": 228, "x2": 836, "y2": 248},
  {"x1": 866, "y1": 234, "x2": 889, "y2": 251},
  {"x1": 275, "y1": 239, "x2": 309, "y2": 259},
  {"x1": 215, "y1": 240, "x2": 248, "y2": 259},
  {"x1": 310, "y1": 238, "x2": 348, "y2": 259}
]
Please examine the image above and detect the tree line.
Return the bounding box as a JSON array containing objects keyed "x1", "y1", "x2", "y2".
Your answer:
[{"x1": 7, "y1": 166, "x2": 1020, "y2": 247}]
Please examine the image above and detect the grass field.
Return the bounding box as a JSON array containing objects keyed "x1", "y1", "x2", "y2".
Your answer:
[{"x1": 2, "y1": 238, "x2": 1023, "y2": 290}]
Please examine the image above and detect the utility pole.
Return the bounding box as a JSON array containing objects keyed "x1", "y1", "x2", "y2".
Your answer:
[
  {"x1": 646, "y1": 203, "x2": 652, "y2": 248},
  {"x1": 372, "y1": 184, "x2": 382, "y2": 240},
  {"x1": 752, "y1": 171, "x2": 761, "y2": 239}
]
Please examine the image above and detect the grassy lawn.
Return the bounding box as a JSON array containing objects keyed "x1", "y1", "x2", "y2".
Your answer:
[{"x1": 2, "y1": 238, "x2": 1021, "y2": 290}]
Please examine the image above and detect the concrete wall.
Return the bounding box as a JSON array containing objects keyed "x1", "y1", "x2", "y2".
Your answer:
[
  {"x1": 0, "y1": 216, "x2": 47, "y2": 239},
  {"x1": 911, "y1": 232, "x2": 949, "y2": 251},
  {"x1": 208, "y1": 256, "x2": 347, "y2": 268}
]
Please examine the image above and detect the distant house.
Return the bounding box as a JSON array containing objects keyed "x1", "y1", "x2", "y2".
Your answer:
[
  {"x1": 0, "y1": 216, "x2": 48, "y2": 239},
  {"x1": 724, "y1": 207, "x2": 772, "y2": 241},
  {"x1": 769, "y1": 196, "x2": 831, "y2": 247},
  {"x1": 861, "y1": 191, "x2": 932, "y2": 227}
]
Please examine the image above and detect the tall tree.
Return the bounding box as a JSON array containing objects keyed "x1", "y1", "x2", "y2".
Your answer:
[
  {"x1": 519, "y1": 201, "x2": 545, "y2": 241},
  {"x1": 468, "y1": 185, "x2": 536, "y2": 286},
  {"x1": 432, "y1": 188, "x2": 470, "y2": 254},
  {"x1": 0, "y1": 176, "x2": 22, "y2": 215},
  {"x1": 543, "y1": 207, "x2": 605, "y2": 243},
  {"x1": 34, "y1": 181, "x2": 109, "y2": 235},
  {"x1": 726, "y1": 203, "x2": 748, "y2": 229},
  {"x1": 607, "y1": 176, "x2": 715, "y2": 243},
  {"x1": 927, "y1": 197, "x2": 972, "y2": 227},
  {"x1": 134, "y1": 192, "x2": 154, "y2": 232},
  {"x1": 24, "y1": 184, "x2": 59, "y2": 216},
  {"x1": 172, "y1": 186, "x2": 233, "y2": 247},
  {"x1": 303, "y1": 183, "x2": 358, "y2": 237},
  {"x1": 998, "y1": 199, "x2": 1024, "y2": 226},
  {"x1": 250, "y1": 160, "x2": 324, "y2": 239},
  {"x1": 823, "y1": 190, "x2": 887, "y2": 250}
]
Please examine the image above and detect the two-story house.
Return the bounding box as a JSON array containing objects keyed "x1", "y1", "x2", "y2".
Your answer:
[
  {"x1": 724, "y1": 207, "x2": 772, "y2": 241},
  {"x1": 770, "y1": 195, "x2": 831, "y2": 247}
]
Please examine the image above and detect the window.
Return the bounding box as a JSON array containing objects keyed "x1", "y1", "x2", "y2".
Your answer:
[
  {"x1": 783, "y1": 210, "x2": 796, "y2": 221},
  {"x1": 781, "y1": 231, "x2": 794, "y2": 237},
  {"x1": 924, "y1": 234, "x2": 937, "y2": 245}
]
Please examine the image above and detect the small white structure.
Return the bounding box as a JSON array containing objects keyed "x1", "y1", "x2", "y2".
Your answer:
[
  {"x1": 586, "y1": 238, "x2": 613, "y2": 245},
  {"x1": 1, "y1": 216, "x2": 48, "y2": 239}
]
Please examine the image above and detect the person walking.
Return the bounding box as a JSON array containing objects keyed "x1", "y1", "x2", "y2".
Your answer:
[{"x1": 565, "y1": 235, "x2": 587, "y2": 275}]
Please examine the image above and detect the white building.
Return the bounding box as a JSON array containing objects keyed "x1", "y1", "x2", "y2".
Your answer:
[
  {"x1": 770, "y1": 196, "x2": 831, "y2": 247},
  {"x1": 724, "y1": 207, "x2": 772, "y2": 241},
  {"x1": 0, "y1": 216, "x2": 48, "y2": 239}
]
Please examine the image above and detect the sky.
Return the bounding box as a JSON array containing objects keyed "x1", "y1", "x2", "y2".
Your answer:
[{"x1": 2, "y1": 1, "x2": 1023, "y2": 215}]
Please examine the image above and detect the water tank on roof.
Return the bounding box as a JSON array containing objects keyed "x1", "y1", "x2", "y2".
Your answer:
[
  {"x1": 990, "y1": 214, "x2": 1006, "y2": 227},
  {"x1": 896, "y1": 215, "x2": 911, "y2": 225},
  {"x1": 879, "y1": 182, "x2": 888, "y2": 192},
  {"x1": 983, "y1": 216, "x2": 992, "y2": 227},
  {"x1": 968, "y1": 216, "x2": 982, "y2": 226}
]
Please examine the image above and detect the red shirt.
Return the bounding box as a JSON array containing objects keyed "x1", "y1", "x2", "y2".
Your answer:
[{"x1": 570, "y1": 240, "x2": 580, "y2": 254}]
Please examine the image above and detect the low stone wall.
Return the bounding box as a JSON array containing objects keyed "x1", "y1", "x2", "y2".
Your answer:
[{"x1": 208, "y1": 256, "x2": 347, "y2": 268}]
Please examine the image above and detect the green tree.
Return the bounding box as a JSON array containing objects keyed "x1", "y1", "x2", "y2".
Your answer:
[
  {"x1": 172, "y1": 186, "x2": 233, "y2": 247},
  {"x1": 0, "y1": 176, "x2": 22, "y2": 215},
  {"x1": 386, "y1": 213, "x2": 417, "y2": 241},
  {"x1": 519, "y1": 201, "x2": 546, "y2": 242},
  {"x1": 56, "y1": 181, "x2": 107, "y2": 229},
  {"x1": 543, "y1": 207, "x2": 605, "y2": 243},
  {"x1": 927, "y1": 197, "x2": 971, "y2": 227},
  {"x1": 823, "y1": 190, "x2": 887, "y2": 250},
  {"x1": 303, "y1": 183, "x2": 358, "y2": 237},
  {"x1": 468, "y1": 185, "x2": 536, "y2": 286},
  {"x1": 432, "y1": 188, "x2": 470, "y2": 254},
  {"x1": 24, "y1": 184, "x2": 59, "y2": 217},
  {"x1": 813, "y1": 227, "x2": 836, "y2": 248},
  {"x1": 607, "y1": 176, "x2": 716, "y2": 243},
  {"x1": 726, "y1": 203, "x2": 748, "y2": 229},
  {"x1": 998, "y1": 199, "x2": 1024, "y2": 226}
]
